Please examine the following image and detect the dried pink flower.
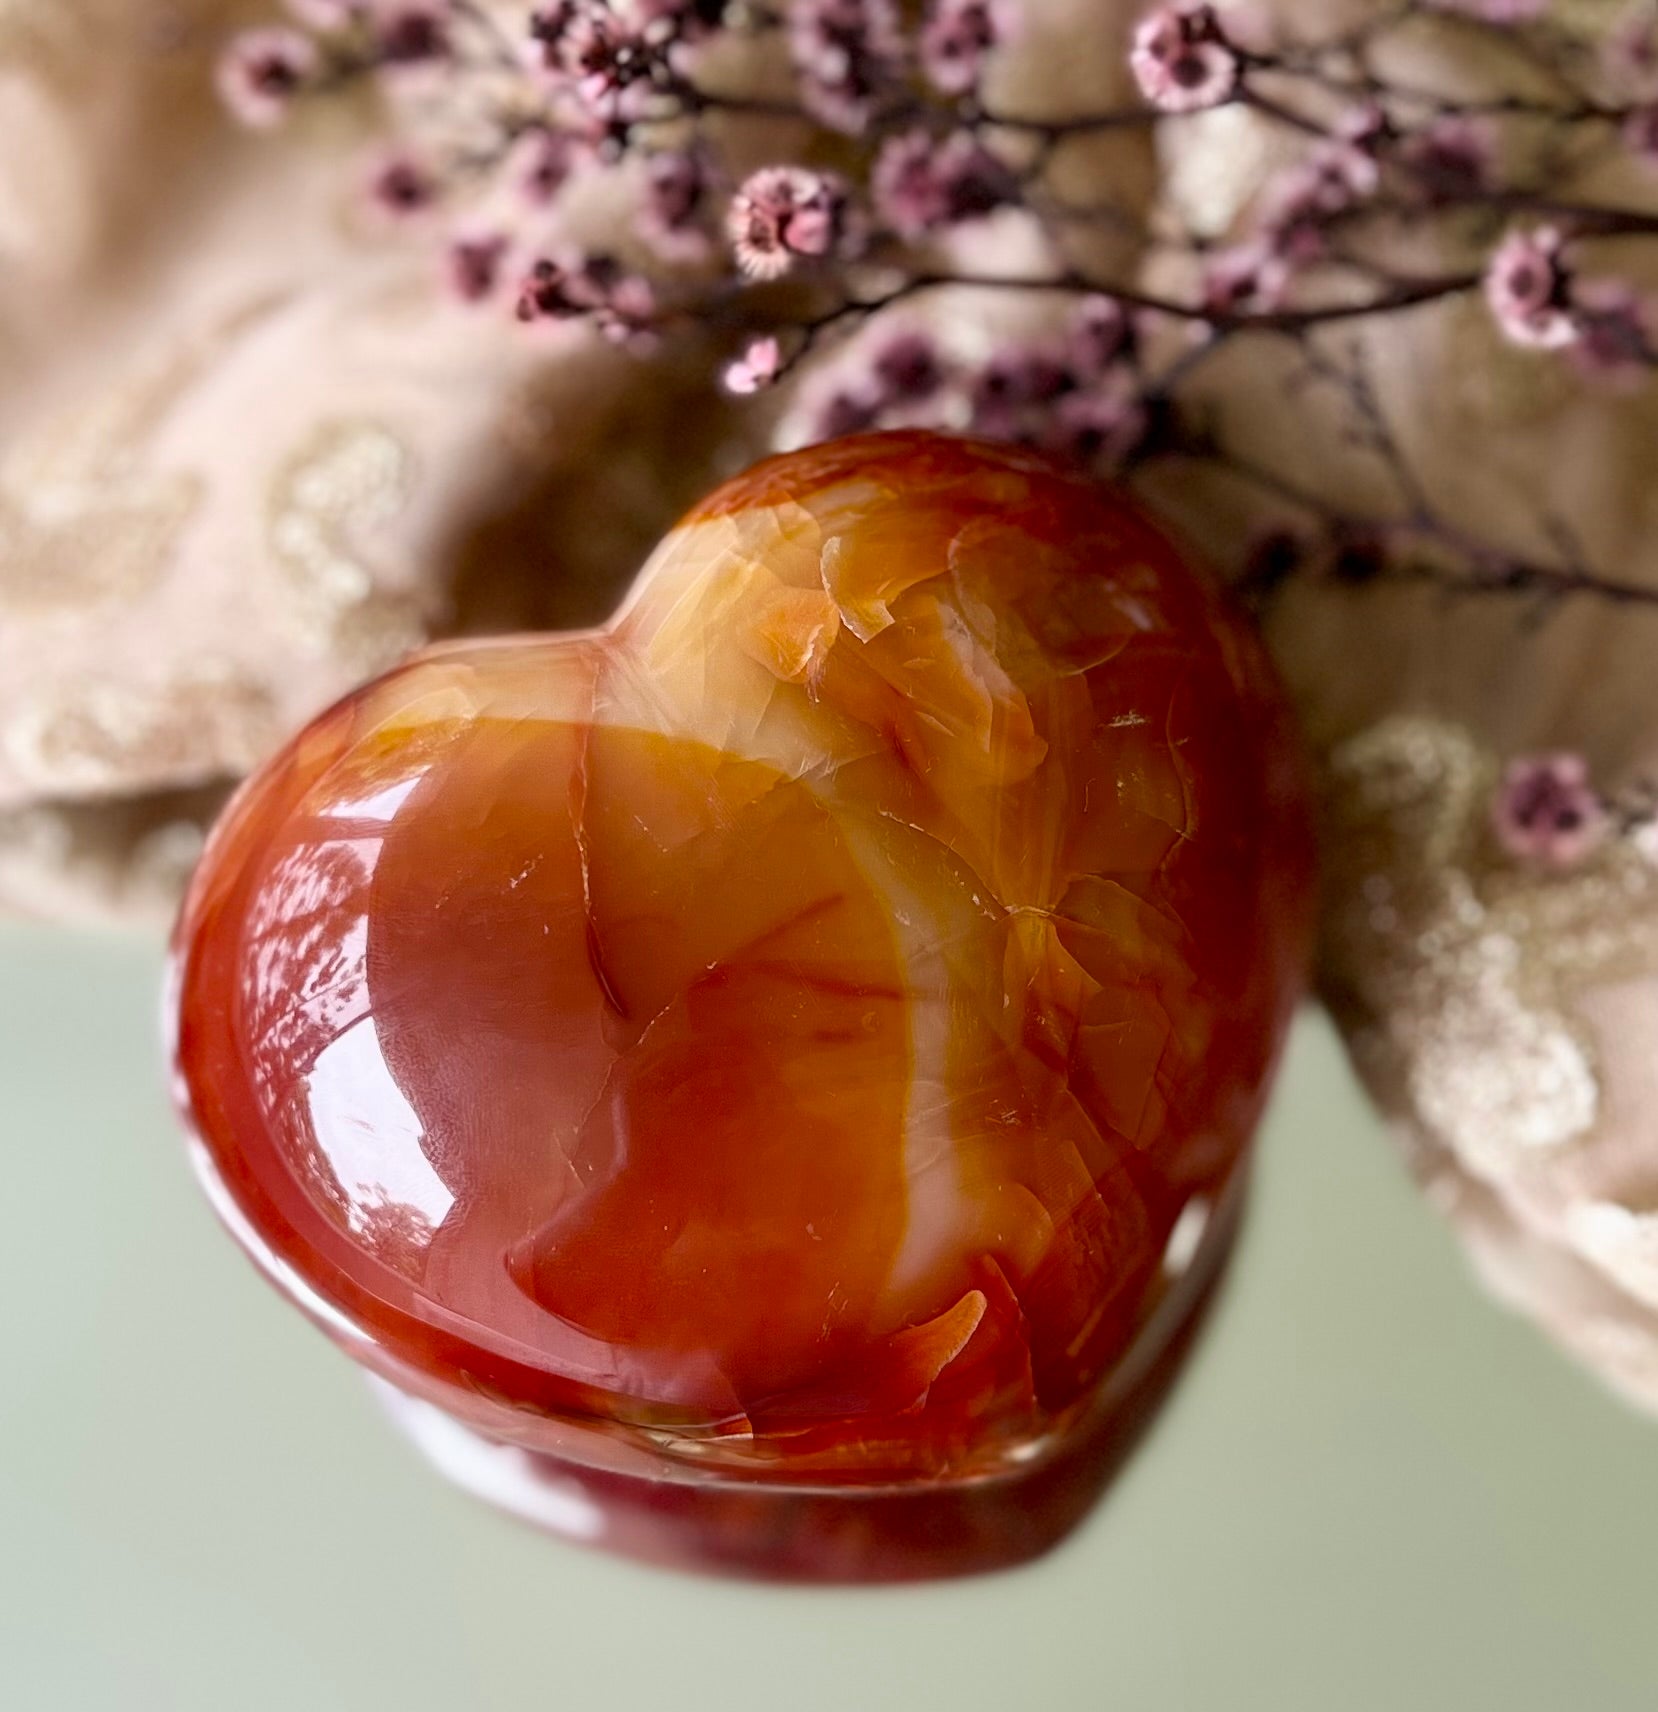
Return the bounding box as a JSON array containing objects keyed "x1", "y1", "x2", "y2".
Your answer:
[
  {"x1": 934, "y1": 133, "x2": 1018, "y2": 223},
  {"x1": 642, "y1": 150, "x2": 713, "y2": 261},
  {"x1": 515, "y1": 254, "x2": 600, "y2": 322},
  {"x1": 814, "y1": 384, "x2": 883, "y2": 439},
  {"x1": 1129, "y1": 3, "x2": 1242, "y2": 114},
  {"x1": 1492, "y1": 754, "x2": 1608, "y2": 869},
  {"x1": 635, "y1": 0, "x2": 728, "y2": 43},
  {"x1": 869, "y1": 330, "x2": 945, "y2": 401},
  {"x1": 373, "y1": 1, "x2": 450, "y2": 64},
  {"x1": 1605, "y1": 12, "x2": 1658, "y2": 97},
  {"x1": 514, "y1": 252, "x2": 655, "y2": 345},
  {"x1": 216, "y1": 27, "x2": 319, "y2": 128},
  {"x1": 919, "y1": 0, "x2": 1012, "y2": 96},
  {"x1": 1201, "y1": 240, "x2": 1291, "y2": 316},
  {"x1": 217, "y1": 0, "x2": 1658, "y2": 600},
  {"x1": 568, "y1": 10, "x2": 654, "y2": 118},
  {"x1": 1624, "y1": 104, "x2": 1658, "y2": 166},
  {"x1": 789, "y1": 0, "x2": 905, "y2": 134},
  {"x1": 446, "y1": 229, "x2": 511, "y2": 303},
  {"x1": 1044, "y1": 387, "x2": 1149, "y2": 470},
  {"x1": 1260, "y1": 140, "x2": 1377, "y2": 259},
  {"x1": 1069, "y1": 294, "x2": 1134, "y2": 375},
  {"x1": 724, "y1": 336, "x2": 783, "y2": 395},
  {"x1": 595, "y1": 272, "x2": 658, "y2": 345},
  {"x1": 1485, "y1": 225, "x2": 1578, "y2": 349},
  {"x1": 1334, "y1": 102, "x2": 1393, "y2": 154},
  {"x1": 726, "y1": 167, "x2": 850, "y2": 279},
  {"x1": 1324, "y1": 533, "x2": 1387, "y2": 586},
  {"x1": 564, "y1": 6, "x2": 649, "y2": 97},
  {"x1": 968, "y1": 343, "x2": 1073, "y2": 434},
  {"x1": 364, "y1": 148, "x2": 439, "y2": 218},
  {"x1": 526, "y1": 1, "x2": 579, "y2": 69},
  {"x1": 871, "y1": 130, "x2": 1016, "y2": 237},
  {"x1": 531, "y1": 1, "x2": 657, "y2": 135},
  {"x1": 510, "y1": 129, "x2": 579, "y2": 206},
  {"x1": 869, "y1": 132, "x2": 942, "y2": 236},
  {"x1": 1571, "y1": 281, "x2": 1653, "y2": 387},
  {"x1": 1399, "y1": 116, "x2": 1492, "y2": 202},
  {"x1": 1238, "y1": 528, "x2": 1307, "y2": 599}
]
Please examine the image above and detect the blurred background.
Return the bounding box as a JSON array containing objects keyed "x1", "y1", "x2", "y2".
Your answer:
[{"x1": 5, "y1": 927, "x2": 1658, "y2": 1711}]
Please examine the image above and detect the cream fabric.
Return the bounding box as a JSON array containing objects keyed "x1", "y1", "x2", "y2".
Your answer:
[{"x1": 8, "y1": 0, "x2": 1658, "y2": 1415}]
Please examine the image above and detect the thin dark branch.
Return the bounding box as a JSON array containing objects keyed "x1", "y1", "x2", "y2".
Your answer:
[
  {"x1": 1171, "y1": 439, "x2": 1658, "y2": 611},
  {"x1": 871, "y1": 268, "x2": 1482, "y2": 334}
]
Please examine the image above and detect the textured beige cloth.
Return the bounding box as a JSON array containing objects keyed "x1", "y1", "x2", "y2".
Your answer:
[
  {"x1": 0, "y1": 0, "x2": 748, "y2": 918},
  {"x1": 1143, "y1": 5, "x2": 1658, "y2": 1415},
  {"x1": 8, "y1": 0, "x2": 1658, "y2": 1414},
  {"x1": 0, "y1": 0, "x2": 1147, "y2": 916}
]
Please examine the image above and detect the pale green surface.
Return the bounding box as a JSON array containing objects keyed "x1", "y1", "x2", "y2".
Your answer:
[{"x1": 2, "y1": 922, "x2": 1656, "y2": 1712}]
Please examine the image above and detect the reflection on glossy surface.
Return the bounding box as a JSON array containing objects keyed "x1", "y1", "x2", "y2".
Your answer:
[
  {"x1": 170, "y1": 433, "x2": 1315, "y2": 1578},
  {"x1": 307, "y1": 1018, "x2": 453, "y2": 1238}
]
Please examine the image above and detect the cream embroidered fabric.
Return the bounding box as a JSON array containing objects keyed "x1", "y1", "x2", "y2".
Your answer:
[
  {"x1": 1320, "y1": 719, "x2": 1658, "y2": 1411},
  {"x1": 8, "y1": 0, "x2": 1658, "y2": 1409},
  {"x1": 0, "y1": 0, "x2": 755, "y2": 916},
  {"x1": 0, "y1": 0, "x2": 1145, "y2": 917},
  {"x1": 1144, "y1": 4, "x2": 1658, "y2": 1412}
]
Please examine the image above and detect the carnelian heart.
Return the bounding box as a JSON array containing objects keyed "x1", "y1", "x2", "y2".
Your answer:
[{"x1": 169, "y1": 432, "x2": 1314, "y2": 1579}]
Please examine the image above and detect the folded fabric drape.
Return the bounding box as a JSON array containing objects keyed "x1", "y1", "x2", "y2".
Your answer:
[{"x1": 9, "y1": 0, "x2": 1658, "y2": 1417}]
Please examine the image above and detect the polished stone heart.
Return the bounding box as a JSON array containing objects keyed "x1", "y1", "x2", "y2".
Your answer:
[{"x1": 170, "y1": 432, "x2": 1314, "y2": 1578}]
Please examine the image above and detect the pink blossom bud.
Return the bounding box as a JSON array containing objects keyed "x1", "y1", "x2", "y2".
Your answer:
[
  {"x1": 724, "y1": 337, "x2": 784, "y2": 395},
  {"x1": 871, "y1": 130, "x2": 1015, "y2": 238},
  {"x1": 789, "y1": 0, "x2": 905, "y2": 134},
  {"x1": 1399, "y1": 116, "x2": 1492, "y2": 203},
  {"x1": 1571, "y1": 282, "x2": 1653, "y2": 388},
  {"x1": 364, "y1": 148, "x2": 439, "y2": 219},
  {"x1": 216, "y1": 28, "x2": 319, "y2": 129},
  {"x1": 1044, "y1": 388, "x2": 1149, "y2": 470},
  {"x1": 1623, "y1": 105, "x2": 1658, "y2": 166},
  {"x1": 446, "y1": 229, "x2": 510, "y2": 304},
  {"x1": 642, "y1": 151, "x2": 712, "y2": 261},
  {"x1": 920, "y1": 0, "x2": 1013, "y2": 97},
  {"x1": 373, "y1": 2, "x2": 451, "y2": 64},
  {"x1": 510, "y1": 129, "x2": 580, "y2": 206},
  {"x1": 1201, "y1": 241, "x2": 1290, "y2": 317},
  {"x1": 1485, "y1": 226, "x2": 1578, "y2": 349},
  {"x1": 870, "y1": 331, "x2": 945, "y2": 401},
  {"x1": 1069, "y1": 295, "x2": 1134, "y2": 374},
  {"x1": 1130, "y1": 3, "x2": 1242, "y2": 115},
  {"x1": 727, "y1": 167, "x2": 852, "y2": 279},
  {"x1": 1492, "y1": 754, "x2": 1608, "y2": 870}
]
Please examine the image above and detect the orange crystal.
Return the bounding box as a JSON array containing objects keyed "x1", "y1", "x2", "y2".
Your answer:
[{"x1": 169, "y1": 433, "x2": 1314, "y2": 1578}]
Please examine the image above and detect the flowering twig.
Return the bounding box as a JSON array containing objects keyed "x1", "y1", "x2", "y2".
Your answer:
[
  {"x1": 214, "y1": 0, "x2": 1658, "y2": 622},
  {"x1": 1185, "y1": 342, "x2": 1658, "y2": 619}
]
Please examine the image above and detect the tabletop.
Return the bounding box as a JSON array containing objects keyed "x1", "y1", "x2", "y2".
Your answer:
[{"x1": 3, "y1": 921, "x2": 1655, "y2": 1711}]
